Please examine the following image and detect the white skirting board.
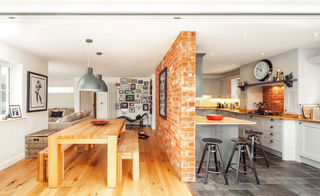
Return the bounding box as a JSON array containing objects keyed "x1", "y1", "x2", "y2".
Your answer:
[{"x1": 0, "y1": 154, "x2": 25, "y2": 171}]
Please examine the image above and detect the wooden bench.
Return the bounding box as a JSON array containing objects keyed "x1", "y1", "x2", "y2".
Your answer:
[
  {"x1": 117, "y1": 132, "x2": 139, "y2": 181},
  {"x1": 37, "y1": 144, "x2": 77, "y2": 182}
]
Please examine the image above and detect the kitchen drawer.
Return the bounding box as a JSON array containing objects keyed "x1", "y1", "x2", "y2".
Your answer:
[
  {"x1": 263, "y1": 136, "x2": 282, "y2": 152},
  {"x1": 263, "y1": 130, "x2": 282, "y2": 142},
  {"x1": 263, "y1": 118, "x2": 283, "y2": 126},
  {"x1": 230, "y1": 113, "x2": 244, "y2": 119},
  {"x1": 263, "y1": 123, "x2": 282, "y2": 134},
  {"x1": 239, "y1": 126, "x2": 262, "y2": 139},
  {"x1": 244, "y1": 116, "x2": 262, "y2": 128}
]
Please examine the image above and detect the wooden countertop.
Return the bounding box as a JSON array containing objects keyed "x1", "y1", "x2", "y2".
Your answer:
[
  {"x1": 196, "y1": 107, "x2": 320, "y2": 124},
  {"x1": 196, "y1": 115, "x2": 256, "y2": 125}
]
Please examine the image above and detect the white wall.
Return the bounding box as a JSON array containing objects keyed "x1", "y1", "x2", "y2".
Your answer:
[
  {"x1": 0, "y1": 41, "x2": 48, "y2": 170},
  {"x1": 48, "y1": 79, "x2": 74, "y2": 108}
]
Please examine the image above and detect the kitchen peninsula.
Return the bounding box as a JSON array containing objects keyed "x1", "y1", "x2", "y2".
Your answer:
[{"x1": 195, "y1": 115, "x2": 256, "y2": 164}]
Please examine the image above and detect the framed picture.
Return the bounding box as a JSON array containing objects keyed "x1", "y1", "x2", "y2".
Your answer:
[
  {"x1": 129, "y1": 90, "x2": 135, "y2": 94},
  {"x1": 127, "y1": 78, "x2": 132, "y2": 83},
  {"x1": 126, "y1": 95, "x2": 135, "y2": 101},
  {"x1": 9, "y1": 105, "x2": 22, "y2": 118},
  {"x1": 141, "y1": 96, "x2": 149, "y2": 103},
  {"x1": 129, "y1": 102, "x2": 135, "y2": 107},
  {"x1": 138, "y1": 80, "x2": 143, "y2": 84},
  {"x1": 129, "y1": 107, "x2": 135, "y2": 113},
  {"x1": 121, "y1": 110, "x2": 127, "y2": 115},
  {"x1": 135, "y1": 93, "x2": 141, "y2": 99},
  {"x1": 119, "y1": 90, "x2": 124, "y2": 94},
  {"x1": 116, "y1": 103, "x2": 121, "y2": 110},
  {"x1": 121, "y1": 102, "x2": 128, "y2": 109},
  {"x1": 27, "y1": 71, "x2": 48, "y2": 112},
  {"x1": 120, "y1": 78, "x2": 128, "y2": 84},
  {"x1": 131, "y1": 84, "x2": 136, "y2": 90},
  {"x1": 159, "y1": 68, "x2": 167, "y2": 120},
  {"x1": 136, "y1": 105, "x2": 141, "y2": 110},
  {"x1": 143, "y1": 85, "x2": 148, "y2": 90},
  {"x1": 125, "y1": 90, "x2": 130, "y2": 94},
  {"x1": 137, "y1": 85, "x2": 143, "y2": 89},
  {"x1": 136, "y1": 89, "x2": 141, "y2": 93},
  {"x1": 144, "y1": 81, "x2": 149, "y2": 85},
  {"x1": 119, "y1": 95, "x2": 125, "y2": 102},
  {"x1": 116, "y1": 83, "x2": 121, "y2": 87},
  {"x1": 135, "y1": 99, "x2": 141, "y2": 104},
  {"x1": 142, "y1": 90, "x2": 148, "y2": 96},
  {"x1": 143, "y1": 104, "x2": 149, "y2": 111},
  {"x1": 132, "y1": 79, "x2": 137, "y2": 84},
  {"x1": 121, "y1": 84, "x2": 129, "y2": 89}
]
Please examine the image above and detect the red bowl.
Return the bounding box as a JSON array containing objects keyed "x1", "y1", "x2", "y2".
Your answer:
[
  {"x1": 91, "y1": 120, "x2": 109, "y2": 125},
  {"x1": 206, "y1": 114, "x2": 223, "y2": 121}
]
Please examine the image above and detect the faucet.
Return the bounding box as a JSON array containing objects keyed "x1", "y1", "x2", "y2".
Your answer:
[{"x1": 196, "y1": 100, "x2": 200, "y2": 108}]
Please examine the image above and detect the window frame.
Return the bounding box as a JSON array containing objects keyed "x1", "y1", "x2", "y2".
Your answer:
[{"x1": 0, "y1": 63, "x2": 11, "y2": 116}]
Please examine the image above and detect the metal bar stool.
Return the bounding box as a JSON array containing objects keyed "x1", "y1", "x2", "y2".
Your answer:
[
  {"x1": 245, "y1": 129, "x2": 269, "y2": 167},
  {"x1": 226, "y1": 138, "x2": 260, "y2": 184},
  {"x1": 197, "y1": 138, "x2": 229, "y2": 185}
]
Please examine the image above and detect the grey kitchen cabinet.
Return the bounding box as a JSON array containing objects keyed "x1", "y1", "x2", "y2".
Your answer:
[
  {"x1": 203, "y1": 81, "x2": 220, "y2": 97},
  {"x1": 196, "y1": 109, "x2": 216, "y2": 117},
  {"x1": 220, "y1": 79, "x2": 231, "y2": 98},
  {"x1": 284, "y1": 87, "x2": 299, "y2": 114},
  {"x1": 298, "y1": 121, "x2": 320, "y2": 162}
]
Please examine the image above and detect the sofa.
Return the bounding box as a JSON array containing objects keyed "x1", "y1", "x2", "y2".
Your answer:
[{"x1": 48, "y1": 108, "x2": 94, "y2": 130}]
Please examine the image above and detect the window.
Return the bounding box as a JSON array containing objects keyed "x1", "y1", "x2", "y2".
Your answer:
[{"x1": 0, "y1": 66, "x2": 10, "y2": 115}]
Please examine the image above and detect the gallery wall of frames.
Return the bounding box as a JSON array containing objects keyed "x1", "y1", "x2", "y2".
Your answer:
[{"x1": 116, "y1": 78, "x2": 152, "y2": 125}]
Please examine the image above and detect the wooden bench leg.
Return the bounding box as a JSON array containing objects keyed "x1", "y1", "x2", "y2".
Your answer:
[
  {"x1": 117, "y1": 153, "x2": 122, "y2": 182},
  {"x1": 133, "y1": 152, "x2": 139, "y2": 181},
  {"x1": 61, "y1": 152, "x2": 65, "y2": 180},
  {"x1": 84, "y1": 144, "x2": 89, "y2": 150},
  {"x1": 37, "y1": 153, "x2": 46, "y2": 182},
  {"x1": 90, "y1": 144, "x2": 95, "y2": 149}
]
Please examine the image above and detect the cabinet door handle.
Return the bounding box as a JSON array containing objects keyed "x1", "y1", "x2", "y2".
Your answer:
[
  {"x1": 270, "y1": 140, "x2": 274, "y2": 143},
  {"x1": 270, "y1": 126, "x2": 273, "y2": 129},
  {"x1": 270, "y1": 119, "x2": 274, "y2": 121},
  {"x1": 270, "y1": 133, "x2": 273, "y2": 136}
]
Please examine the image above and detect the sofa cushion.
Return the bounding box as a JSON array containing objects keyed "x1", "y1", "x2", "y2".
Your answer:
[
  {"x1": 61, "y1": 113, "x2": 77, "y2": 122},
  {"x1": 81, "y1": 110, "x2": 91, "y2": 117},
  {"x1": 49, "y1": 117, "x2": 60, "y2": 122},
  {"x1": 75, "y1": 112, "x2": 83, "y2": 120}
]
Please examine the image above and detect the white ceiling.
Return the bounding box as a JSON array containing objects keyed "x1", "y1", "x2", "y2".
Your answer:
[{"x1": 0, "y1": 16, "x2": 320, "y2": 78}]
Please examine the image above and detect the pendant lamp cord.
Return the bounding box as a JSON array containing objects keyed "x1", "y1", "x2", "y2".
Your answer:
[
  {"x1": 87, "y1": 42, "x2": 91, "y2": 67},
  {"x1": 98, "y1": 55, "x2": 101, "y2": 73}
]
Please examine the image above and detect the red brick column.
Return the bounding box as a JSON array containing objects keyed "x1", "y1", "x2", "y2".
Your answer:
[{"x1": 156, "y1": 31, "x2": 196, "y2": 181}]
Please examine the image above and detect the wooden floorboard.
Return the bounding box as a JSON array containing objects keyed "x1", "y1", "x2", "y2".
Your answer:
[{"x1": 0, "y1": 126, "x2": 192, "y2": 196}]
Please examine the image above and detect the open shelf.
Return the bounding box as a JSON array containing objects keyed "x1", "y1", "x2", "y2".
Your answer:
[{"x1": 237, "y1": 79, "x2": 298, "y2": 91}]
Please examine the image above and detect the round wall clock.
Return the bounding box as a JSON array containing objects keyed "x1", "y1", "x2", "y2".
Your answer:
[{"x1": 254, "y1": 59, "x2": 273, "y2": 81}]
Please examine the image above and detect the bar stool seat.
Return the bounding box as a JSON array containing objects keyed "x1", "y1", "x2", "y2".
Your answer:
[
  {"x1": 197, "y1": 138, "x2": 228, "y2": 185},
  {"x1": 245, "y1": 130, "x2": 263, "y2": 135},
  {"x1": 231, "y1": 138, "x2": 251, "y2": 144}
]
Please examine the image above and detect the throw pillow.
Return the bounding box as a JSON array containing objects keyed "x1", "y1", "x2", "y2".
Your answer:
[
  {"x1": 61, "y1": 114, "x2": 75, "y2": 122},
  {"x1": 50, "y1": 111, "x2": 63, "y2": 118},
  {"x1": 75, "y1": 112, "x2": 83, "y2": 120}
]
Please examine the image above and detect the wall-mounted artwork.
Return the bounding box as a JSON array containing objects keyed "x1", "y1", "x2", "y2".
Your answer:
[
  {"x1": 136, "y1": 105, "x2": 141, "y2": 110},
  {"x1": 121, "y1": 102, "x2": 128, "y2": 109},
  {"x1": 125, "y1": 90, "x2": 130, "y2": 94},
  {"x1": 143, "y1": 104, "x2": 149, "y2": 111},
  {"x1": 130, "y1": 84, "x2": 136, "y2": 90},
  {"x1": 135, "y1": 94, "x2": 141, "y2": 99},
  {"x1": 126, "y1": 95, "x2": 135, "y2": 101},
  {"x1": 143, "y1": 85, "x2": 148, "y2": 90},
  {"x1": 129, "y1": 90, "x2": 135, "y2": 94},
  {"x1": 129, "y1": 107, "x2": 135, "y2": 113},
  {"x1": 135, "y1": 99, "x2": 141, "y2": 104},
  {"x1": 137, "y1": 85, "x2": 143, "y2": 89},
  {"x1": 116, "y1": 83, "x2": 121, "y2": 87},
  {"x1": 27, "y1": 71, "x2": 48, "y2": 112},
  {"x1": 141, "y1": 96, "x2": 149, "y2": 103},
  {"x1": 116, "y1": 103, "x2": 121, "y2": 110},
  {"x1": 121, "y1": 84, "x2": 129, "y2": 89},
  {"x1": 144, "y1": 81, "x2": 149, "y2": 85},
  {"x1": 142, "y1": 90, "x2": 148, "y2": 96},
  {"x1": 159, "y1": 68, "x2": 167, "y2": 120},
  {"x1": 129, "y1": 102, "x2": 135, "y2": 106},
  {"x1": 138, "y1": 80, "x2": 143, "y2": 84},
  {"x1": 136, "y1": 89, "x2": 141, "y2": 93},
  {"x1": 132, "y1": 79, "x2": 137, "y2": 84},
  {"x1": 119, "y1": 90, "x2": 124, "y2": 94},
  {"x1": 120, "y1": 78, "x2": 128, "y2": 84},
  {"x1": 121, "y1": 110, "x2": 127, "y2": 115},
  {"x1": 127, "y1": 78, "x2": 132, "y2": 83},
  {"x1": 119, "y1": 95, "x2": 125, "y2": 102}
]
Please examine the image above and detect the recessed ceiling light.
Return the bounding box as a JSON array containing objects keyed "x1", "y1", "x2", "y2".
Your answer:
[
  {"x1": 232, "y1": 64, "x2": 235, "y2": 66},
  {"x1": 173, "y1": 17, "x2": 181, "y2": 19},
  {"x1": 214, "y1": 70, "x2": 217, "y2": 72},
  {"x1": 211, "y1": 53, "x2": 214, "y2": 56},
  {"x1": 242, "y1": 33, "x2": 248, "y2": 37},
  {"x1": 261, "y1": 53, "x2": 265, "y2": 55},
  {"x1": 8, "y1": 17, "x2": 15, "y2": 19},
  {"x1": 312, "y1": 33, "x2": 319, "y2": 36}
]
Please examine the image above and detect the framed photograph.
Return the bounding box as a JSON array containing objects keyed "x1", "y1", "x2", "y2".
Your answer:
[
  {"x1": 120, "y1": 78, "x2": 128, "y2": 84},
  {"x1": 129, "y1": 90, "x2": 135, "y2": 94},
  {"x1": 130, "y1": 84, "x2": 136, "y2": 90},
  {"x1": 135, "y1": 93, "x2": 141, "y2": 99},
  {"x1": 159, "y1": 68, "x2": 167, "y2": 120},
  {"x1": 129, "y1": 107, "x2": 135, "y2": 113},
  {"x1": 121, "y1": 110, "x2": 127, "y2": 115},
  {"x1": 125, "y1": 90, "x2": 130, "y2": 94},
  {"x1": 138, "y1": 80, "x2": 143, "y2": 84},
  {"x1": 121, "y1": 102, "x2": 128, "y2": 109},
  {"x1": 9, "y1": 105, "x2": 22, "y2": 118},
  {"x1": 127, "y1": 78, "x2": 132, "y2": 83},
  {"x1": 132, "y1": 79, "x2": 137, "y2": 84},
  {"x1": 142, "y1": 90, "x2": 148, "y2": 96},
  {"x1": 141, "y1": 96, "x2": 149, "y2": 103},
  {"x1": 27, "y1": 71, "x2": 48, "y2": 112},
  {"x1": 143, "y1": 104, "x2": 149, "y2": 111},
  {"x1": 136, "y1": 105, "x2": 141, "y2": 110},
  {"x1": 135, "y1": 99, "x2": 141, "y2": 104},
  {"x1": 136, "y1": 89, "x2": 141, "y2": 94},
  {"x1": 121, "y1": 84, "x2": 129, "y2": 89},
  {"x1": 129, "y1": 102, "x2": 135, "y2": 107},
  {"x1": 144, "y1": 81, "x2": 149, "y2": 85},
  {"x1": 119, "y1": 95, "x2": 125, "y2": 102},
  {"x1": 137, "y1": 85, "x2": 143, "y2": 89},
  {"x1": 143, "y1": 85, "x2": 148, "y2": 90},
  {"x1": 116, "y1": 103, "x2": 121, "y2": 110},
  {"x1": 116, "y1": 83, "x2": 121, "y2": 87},
  {"x1": 126, "y1": 95, "x2": 135, "y2": 101},
  {"x1": 119, "y1": 90, "x2": 124, "y2": 94}
]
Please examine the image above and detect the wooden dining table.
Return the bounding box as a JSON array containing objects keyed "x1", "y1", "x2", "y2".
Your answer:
[{"x1": 47, "y1": 118, "x2": 126, "y2": 188}]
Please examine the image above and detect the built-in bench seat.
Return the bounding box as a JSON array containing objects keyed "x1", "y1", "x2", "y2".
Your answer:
[
  {"x1": 37, "y1": 144, "x2": 78, "y2": 182},
  {"x1": 117, "y1": 131, "x2": 139, "y2": 181}
]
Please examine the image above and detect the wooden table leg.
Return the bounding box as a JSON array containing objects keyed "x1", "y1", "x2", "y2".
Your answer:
[
  {"x1": 48, "y1": 136, "x2": 62, "y2": 188},
  {"x1": 107, "y1": 135, "x2": 117, "y2": 188}
]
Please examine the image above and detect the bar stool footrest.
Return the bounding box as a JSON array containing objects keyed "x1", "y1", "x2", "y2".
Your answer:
[{"x1": 229, "y1": 163, "x2": 254, "y2": 174}]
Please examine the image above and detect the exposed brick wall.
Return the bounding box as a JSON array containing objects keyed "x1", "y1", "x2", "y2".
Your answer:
[
  {"x1": 156, "y1": 31, "x2": 196, "y2": 181},
  {"x1": 263, "y1": 85, "x2": 284, "y2": 114}
]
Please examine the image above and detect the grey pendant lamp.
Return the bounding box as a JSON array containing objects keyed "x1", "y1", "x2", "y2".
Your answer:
[
  {"x1": 96, "y1": 52, "x2": 108, "y2": 92},
  {"x1": 77, "y1": 39, "x2": 101, "y2": 92}
]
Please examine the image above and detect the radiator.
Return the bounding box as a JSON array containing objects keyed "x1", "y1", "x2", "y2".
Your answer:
[{"x1": 107, "y1": 83, "x2": 117, "y2": 118}]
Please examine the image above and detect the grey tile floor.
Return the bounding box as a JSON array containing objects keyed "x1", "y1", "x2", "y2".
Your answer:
[{"x1": 188, "y1": 150, "x2": 320, "y2": 196}]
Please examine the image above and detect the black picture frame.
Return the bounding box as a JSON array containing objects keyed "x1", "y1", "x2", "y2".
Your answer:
[
  {"x1": 126, "y1": 95, "x2": 135, "y2": 102},
  {"x1": 121, "y1": 102, "x2": 128, "y2": 109},
  {"x1": 27, "y1": 71, "x2": 48, "y2": 113},
  {"x1": 143, "y1": 104, "x2": 149, "y2": 111},
  {"x1": 159, "y1": 68, "x2": 167, "y2": 120}
]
